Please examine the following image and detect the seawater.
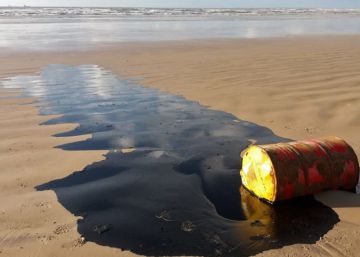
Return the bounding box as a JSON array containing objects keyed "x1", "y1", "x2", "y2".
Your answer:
[
  {"x1": 0, "y1": 8, "x2": 360, "y2": 51},
  {"x1": 1, "y1": 65, "x2": 339, "y2": 256}
]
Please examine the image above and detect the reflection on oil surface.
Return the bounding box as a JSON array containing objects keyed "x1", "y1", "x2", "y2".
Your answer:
[{"x1": 1, "y1": 65, "x2": 339, "y2": 256}]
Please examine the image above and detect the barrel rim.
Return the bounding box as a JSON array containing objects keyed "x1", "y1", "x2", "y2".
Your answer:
[{"x1": 241, "y1": 145, "x2": 277, "y2": 203}]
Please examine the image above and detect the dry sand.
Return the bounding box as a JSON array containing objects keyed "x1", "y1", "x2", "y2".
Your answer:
[{"x1": 1, "y1": 36, "x2": 360, "y2": 256}]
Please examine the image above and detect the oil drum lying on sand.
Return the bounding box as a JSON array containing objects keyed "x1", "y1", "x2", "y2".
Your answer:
[{"x1": 240, "y1": 136, "x2": 359, "y2": 203}]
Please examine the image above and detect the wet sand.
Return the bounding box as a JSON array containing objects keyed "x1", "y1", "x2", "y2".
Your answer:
[{"x1": 1, "y1": 36, "x2": 360, "y2": 256}]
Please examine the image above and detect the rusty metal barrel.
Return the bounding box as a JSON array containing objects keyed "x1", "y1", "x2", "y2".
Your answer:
[{"x1": 240, "y1": 136, "x2": 359, "y2": 203}]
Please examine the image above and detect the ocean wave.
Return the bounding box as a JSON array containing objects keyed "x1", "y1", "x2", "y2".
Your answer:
[{"x1": 0, "y1": 7, "x2": 360, "y2": 18}]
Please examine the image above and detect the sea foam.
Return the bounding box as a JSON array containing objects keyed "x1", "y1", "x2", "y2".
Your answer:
[{"x1": 0, "y1": 7, "x2": 359, "y2": 18}]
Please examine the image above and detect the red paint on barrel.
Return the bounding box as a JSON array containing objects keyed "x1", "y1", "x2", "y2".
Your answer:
[
  {"x1": 276, "y1": 149, "x2": 287, "y2": 161},
  {"x1": 341, "y1": 161, "x2": 356, "y2": 185},
  {"x1": 284, "y1": 182, "x2": 295, "y2": 199},
  {"x1": 308, "y1": 165, "x2": 325, "y2": 185},
  {"x1": 327, "y1": 141, "x2": 348, "y2": 153},
  {"x1": 298, "y1": 169, "x2": 306, "y2": 185},
  {"x1": 313, "y1": 144, "x2": 327, "y2": 158}
]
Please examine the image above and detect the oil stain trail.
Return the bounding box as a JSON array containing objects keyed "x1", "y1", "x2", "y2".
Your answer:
[{"x1": 1, "y1": 64, "x2": 339, "y2": 256}]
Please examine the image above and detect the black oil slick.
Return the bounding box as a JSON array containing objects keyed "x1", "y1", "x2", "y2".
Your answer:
[{"x1": 1, "y1": 65, "x2": 338, "y2": 257}]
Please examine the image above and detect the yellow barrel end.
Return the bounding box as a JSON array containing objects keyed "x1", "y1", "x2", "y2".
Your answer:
[{"x1": 240, "y1": 146, "x2": 276, "y2": 202}]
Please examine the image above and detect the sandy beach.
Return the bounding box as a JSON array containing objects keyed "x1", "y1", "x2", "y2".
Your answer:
[
  {"x1": 2, "y1": 36, "x2": 360, "y2": 154},
  {"x1": 1, "y1": 35, "x2": 360, "y2": 256}
]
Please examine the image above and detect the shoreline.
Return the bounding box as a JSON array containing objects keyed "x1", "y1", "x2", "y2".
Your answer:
[
  {"x1": 1, "y1": 34, "x2": 360, "y2": 55},
  {"x1": 1, "y1": 35, "x2": 360, "y2": 256}
]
